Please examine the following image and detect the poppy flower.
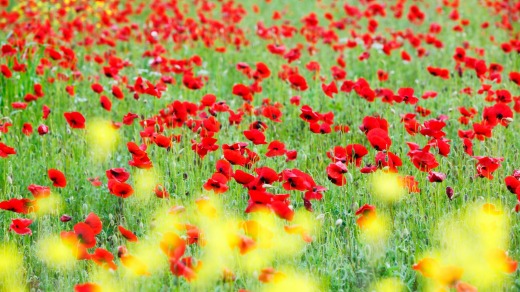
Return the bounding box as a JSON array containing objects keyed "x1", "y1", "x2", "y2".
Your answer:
[
  {"x1": 170, "y1": 257, "x2": 198, "y2": 281},
  {"x1": 10, "y1": 218, "x2": 33, "y2": 235},
  {"x1": 203, "y1": 173, "x2": 229, "y2": 194},
  {"x1": 73, "y1": 222, "x2": 97, "y2": 248},
  {"x1": 27, "y1": 184, "x2": 51, "y2": 198},
  {"x1": 270, "y1": 200, "x2": 294, "y2": 221},
  {"x1": 428, "y1": 171, "x2": 446, "y2": 183},
  {"x1": 91, "y1": 83, "x2": 103, "y2": 93},
  {"x1": 84, "y1": 212, "x2": 102, "y2": 235},
  {"x1": 160, "y1": 232, "x2": 186, "y2": 260},
  {"x1": 355, "y1": 204, "x2": 376, "y2": 228},
  {"x1": 48, "y1": 169, "x2": 67, "y2": 187},
  {"x1": 87, "y1": 177, "x2": 102, "y2": 187},
  {"x1": 118, "y1": 246, "x2": 151, "y2": 276},
  {"x1": 504, "y1": 170, "x2": 520, "y2": 195},
  {"x1": 42, "y1": 105, "x2": 51, "y2": 119},
  {"x1": 216, "y1": 159, "x2": 233, "y2": 179},
  {"x1": 326, "y1": 162, "x2": 348, "y2": 186},
  {"x1": 345, "y1": 144, "x2": 368, "y2": 167},
  {"x1": 374, "y1": 151, "x2": 402, "y2": 172},
  {"x1": 1, "y1": 64, "x2": 12, "y2": 78},
  {"x1": 321, "y1": 81, "x2": 338, "y2": 98},
  {"x1": 64, "y1": 112, "x2": 86, "y2": 129},
  {"x1": 224, "y1": 149, "x2": 248, "y2": 166},
  {"x1": 0, "y1": 142, "x2": 16, "y2": 157},
  {"x1": 22, "y1": 123, "x2": 33, "y2": 136},
  {"x1": 74, "y1": 283, "x2": 102, "y2": 292},
  {"x1": 106, "y1": 168, "x2": 130, "y2": 182},
  {"x1": 427, "y1": 66, "x2": 450, "y2": 79},
  {"x1": 408, "y1": 146, "x2": 439, "y2": 172},
  {"x1": 397, "y1": 88, "x2": 418, "y2": 104},
  {"x1": 38, "y1": 124, "x2": 49, "y2": 135},
  {"x1": 367, "y1": 128, "x2": 392, "y2": 150},
  {"x1": 154, "y1": 184, "x2": 170, "y2": 198},
  {"x1": 510, "y1": 71, "x2": 520, "y2": 85},
  {"x1": 413, "y1": 257, "x2": 463, "y2": 287},
  {"x1": 266, "y1": 140, "x2": 286, "y2": 157},
  {"x1": 359, "y1": 116, "x2": 389, "y2": 133},
  {"x1": 100, "y1": 95, "x2": 112, "y2": 111},
  {"x1": 112, "y1": 85, "x2": 124, "y2": 99},
  {"x1": 258, "y1": 267, "x2": 286, "y2": 283},
  {"x1": 0, "y1": 198, "x2": 36, "y2": 214},
  {"x1": 474, "y1": 156, "x2": 503, "y2": 179},
  {"x1": 243, "y1": 129, "x2": 267, "y2": 145},
  {"x1": 109, "y1": 180, "x2": 134, "y2": 198},
  {"x1": 91, "y1": 248, "x2": 117, "y2": 270},
  {"x1": 482, "y1": 103, "x2": 513, "y2": 127},
  {"x1": 61, "y1": 215, "x2": 72, "y2": 222},
  {"x1": 288, "y1": 74, "x2": 308, "y2": 91},
  {"x1": 118, "y1": 225, "x2": 138, "y2": 242}
]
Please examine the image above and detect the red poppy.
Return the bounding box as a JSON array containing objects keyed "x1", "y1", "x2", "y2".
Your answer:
[
  {"x1": 474, "y1": 156, "x2": 503, "y2": 179},
  {"x1": 375, "y1": 151, "x2": 402, "y2": 172},
  {"x1": 428, "y1": 171, "x2": 446, "y2": 183},
  {"x1": 154, "y1": 184, "x2": 170, "y2": 198},
  {"x1": 396, "y1": 88, "x2": 418, "y2": 104},
  {"x1": 64, "y1": 112, "x2": 86, "y2": 129},
  {"x1": 100, "y1": 95, "x2": 112, "y2": 111},
  {"x1": 0, "y1": 142, "x2": 16, "y2": 157},
  {"x1": 118, "y1": 225, "x2": 138, "y2": 242},
  {"x1": 266, "y1": 140, "x2": 286, "y2": 157},
  {"x1": 91, "y1": 83, "x2": 104, "y2": 93},
  {"x1": 73, "y1": 222, "x2": 97, "y2": 249},
  {"x1": 203, "y1": 173, "x2": 229, "y2": 194},
  {"x1": 48, "y1": 169, "x2": 67, "y2": 187},
  {"x1": 0, "y1": 198, "x2": 36, "y2": 214},
  {"x1": 27, "y1": 184, "x2": 51, "y2": 198},
  {"x1": 170, "y1": 257, "x2": 198, "y2": 281},
  {"x1": 482, "y1": 103, "x2": 513, "y2": 127},
  {"x1": 109, "y1": 180, "x2": 134, "y2": 198},
  {"x1": 401, "y1": 175, "x2": 420, "y2": 193},
  {"x1": 243, "y1": 129, "x2": 267, "y2": 145},
  {"x1": 38, "y1": 124, "x2": 49, "y2": 135},
  {"x1": 321, "y1": 81, "x2": 338, "y2": 98},
  {"x1": 87, "y1": 177, "x2": 102, "y2": 187},
  {"x1": 216, "y1": 159, "x2": 233, "y2": 179},
  {"x1": 84, "y1": 212, "x2": 102, "y2": 235},
  {"x1": 407, "y1": 146, "x2": 439, "y2": 172},
  {"x1": 510, "y1": 71, "x2": 520, "y2": 85},
  {"x1": 22, "y1": 123, "x2": 33, "y2": 136},
  {"x1": 91, "y1": 248, "x2": 117, "y2": 270},
  {"x1": 10, "y1": 218, "x2": 33, "y2": 235},
  {"x1": 355, "y1": 204, "x2": 376, "y2": 228},
  {"x1": 326, "y1": 162, "x2": 348, "y2": 186},
  {"x1": 367, "y1": 128, "x2": 392, "y2": 150},
  {"x1": 74, "y1": 283, "x2": 102, "y2": 292},
  {"x1": 427, "y1": 66, "x2": 450, "y2": 79},
  {"x1": 160, "y1": 232, "x2": 186, "y2": 261},
  {"x1": 345, "y1": 144, "x2": 368, "y2": 167},
  {"x1": 117, "y1": 246, "x2": 150, "y2": 276},
  {"x1": 288, "y1": 74, "x2": 308, "y2": 91}
]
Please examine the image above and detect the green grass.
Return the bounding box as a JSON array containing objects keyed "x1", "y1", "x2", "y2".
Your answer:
[{"x1": 1, "y1": 0, "x2": 520, "y2": 291}]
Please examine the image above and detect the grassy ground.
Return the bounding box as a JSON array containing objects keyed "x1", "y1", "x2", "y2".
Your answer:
[{"x1": 1, "y1": 0, "x2": 520, "y2": 291}]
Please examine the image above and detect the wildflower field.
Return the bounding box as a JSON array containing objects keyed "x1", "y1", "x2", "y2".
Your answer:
[{"x1": 1, "y1": 0, "x2": 520, "y2": 291}]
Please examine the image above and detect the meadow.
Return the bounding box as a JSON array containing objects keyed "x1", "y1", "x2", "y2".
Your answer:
[{"x1": 1, "y1": 0, "x2": 520, "y2": 291}]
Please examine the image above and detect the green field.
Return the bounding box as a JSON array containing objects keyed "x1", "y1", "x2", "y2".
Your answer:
[{"x1": 1, "y1": 0, "x2": 520, "y2": 291}]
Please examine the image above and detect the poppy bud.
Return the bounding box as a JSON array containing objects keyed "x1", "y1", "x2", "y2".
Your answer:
[
  {"x1": 60, "y1": 214, "x2": 72, "y2": 222},
  {"x1": 446, "y1": 186, "x2": 454, "y2": 200},
  {"x1": 38, "y1": 124, "x2": 49, "y2": 135},
  {"x1": 335, "y1": 219, "x2": 343, "y2": 226}
]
